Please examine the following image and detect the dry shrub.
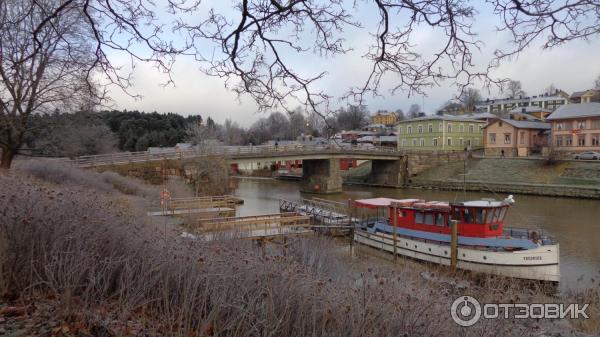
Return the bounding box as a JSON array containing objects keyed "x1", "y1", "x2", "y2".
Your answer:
[
  {"x1": 98, "y1": 170, "x2": 156, "y2": 197},
  {"x1": 15, "y1": 159, "x2": 156, "y2": 198},
  {"x1": 0, "y1": 173, "x2": 540, "y2": 337},
  {"x1": 191, "y1": 156, "x2": 231, "y2": 196}
]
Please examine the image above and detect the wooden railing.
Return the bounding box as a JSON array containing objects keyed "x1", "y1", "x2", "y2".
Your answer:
[
  {"x1": 192, "y1": 212, "x2": 311, "y2": 233},
  {"x1": 166, "y1": 196, "x2": 237, "y2": 211}
]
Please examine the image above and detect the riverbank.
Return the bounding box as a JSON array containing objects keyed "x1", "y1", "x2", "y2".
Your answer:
[{"x1": 409, "y1": 158, "x2": 600, "y2": 199}]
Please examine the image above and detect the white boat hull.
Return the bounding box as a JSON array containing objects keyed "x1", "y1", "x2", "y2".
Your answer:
[{"x1": 354, "y1": 230, "x2": 560, "y2": 282}]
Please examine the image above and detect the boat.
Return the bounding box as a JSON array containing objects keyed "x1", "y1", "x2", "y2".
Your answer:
[{"x1": 352, "y1": 196, "x2": 560, "y2": 282}]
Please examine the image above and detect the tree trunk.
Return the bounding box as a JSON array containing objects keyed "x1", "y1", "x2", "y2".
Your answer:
[{"x1": 0, "y1": 148, "x2": 15, "y2": 169}]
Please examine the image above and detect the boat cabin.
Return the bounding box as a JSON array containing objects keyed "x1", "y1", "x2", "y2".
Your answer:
[{"x1": 353, "y1": 198, "x2": 510, "y2": 238}]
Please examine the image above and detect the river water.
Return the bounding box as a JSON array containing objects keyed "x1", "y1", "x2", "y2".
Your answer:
[{"x1": 232, "y1": 177, "x2": 600, "y2": 289}]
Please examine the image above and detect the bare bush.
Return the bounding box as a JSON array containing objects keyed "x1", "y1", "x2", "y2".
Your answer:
[
  {"x1": 2, "y1": 172, "x2": 560, "y2": 337},
  {"x1": 14, "y1": 159, "x2": 156, "y2": 198}
]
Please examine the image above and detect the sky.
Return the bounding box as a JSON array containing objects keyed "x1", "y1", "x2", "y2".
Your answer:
[{"x1": 107, "y1": 1, "x2": 600, "y2": 127}]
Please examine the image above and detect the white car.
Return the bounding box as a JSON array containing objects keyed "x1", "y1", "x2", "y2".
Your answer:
[{"x1": 574, "y1": 152, "x2": 600, "y2": 160}]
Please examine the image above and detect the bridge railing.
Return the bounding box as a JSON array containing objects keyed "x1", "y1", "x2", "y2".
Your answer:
[{"x1": 66, "y1": 144, "x2": 408, "y2": 167}]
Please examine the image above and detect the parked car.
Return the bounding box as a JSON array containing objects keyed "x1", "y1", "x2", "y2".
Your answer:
[{"x1": 574, "y1": 152, "x2": 600, "y2": 160}]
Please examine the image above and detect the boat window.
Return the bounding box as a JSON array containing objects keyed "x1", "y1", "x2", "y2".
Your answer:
[
  {"x1": 463, "y1": 208, "x2": 475, "y2": 223},
  {"x1": 424, "y1": 212, "x2": 434, "y2": 225},
  {"x1": 415, "y1": 211, "x2": 425, "y2": 224},
  {"x1": 492, "y1": 208, "x2": 501, "y2": 222},
  {"x1": 452, "y1": 208, "x2": 461, "y2": 222},
  {"x1": 476, "y1": 208, "x2": 486, "y2": 224},
  {"x1": 435, "y1": 213, "x2": 445, "y2": 226},
  {"x1": 498, "y1": 207, "x2": 507, "y2": 221},
  {"x1": 486, "y1": 208, "x2": 494, "y2": 223}
]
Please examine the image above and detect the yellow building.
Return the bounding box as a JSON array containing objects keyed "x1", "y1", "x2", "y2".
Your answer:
[
  {"x1": 371, "y1": 111, "x2": 398, "y2": 126},
  {"x1": 570, "y1": 89, "x2": 600, "y2": 104}
]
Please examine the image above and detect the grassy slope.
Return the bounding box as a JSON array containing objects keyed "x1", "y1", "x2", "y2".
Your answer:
[{"x1": 413, "y1": 158, "x2": 600, "y2": 187}]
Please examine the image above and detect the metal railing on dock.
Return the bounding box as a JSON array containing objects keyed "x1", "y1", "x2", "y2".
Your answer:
[{"x1": 279, "y1": 198, "x2": 354, "y2": 235}]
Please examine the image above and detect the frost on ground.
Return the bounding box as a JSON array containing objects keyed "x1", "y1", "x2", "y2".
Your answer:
[{"x1": 0, "y1": 165, "x2": 598, "y2": 337}]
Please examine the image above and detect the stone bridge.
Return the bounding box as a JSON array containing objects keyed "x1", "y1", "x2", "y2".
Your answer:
[{"x1": 68, "y1": 145, "x2": 465, "y2": 194}]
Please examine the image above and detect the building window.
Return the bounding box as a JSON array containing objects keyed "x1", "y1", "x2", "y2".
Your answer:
[
  {"x1": 428, "y1": 124, "x2": 433, "y2": 133},
  {"x1": 565, "y1": 122, "x2": 574, "y2": 131},
  {"x1": 565, "y1": 135, "x2": 573, "y2": 146},
  {"x1": 402, "y1": 139, "x2": 407, "y2": 147},
  {"x1": 520, "y1": 131, "x2": 525, "y2": 145},
  {"x1": 592, "y1": 134, "x2": 600, "y2": 146},
  {"x1": 459, "y1": 124, "x2": 464, "y2": 133},
  {"x1": 420, "y1": 139, "x2": 425, "y2": 147},
  {"x1": 469, "y1": 124, "x2": 474, "y2": 133},
  {"x1": 555, "y1": 136, "x2": 563, "y2": 147},
  {"x1": 504, "y1": 133, "x2": 512, "y2": 144},
  {"x1": 592, "y1": 120, "x2": 600, "y2": 129},
  {"x1": 433, "y1": 138, "x2": 438, "y2": 146},
  {"x1": 407, "y1": 126, "x2": 412, "y2": 134},
  {"x1": 438, "y1": 123, "x2": 443, "y2": 132},
  {"x1": 418, "y1": 125, "x2": 423, "y2": 133},
  {"x1": 459, "y1": 138, "x2": 464, "y2": 146},
  {"x1": 578, "y1": 135, "x2": 586, "y2": 147},
  {"x1": 489, "y1": 133, "x2": 496, "y2": 144},
  {"x1": 466, "y1": 139, "x2": 471, "y2": 147},
  {"x1": 577, "y1": 120, "x2": 587, "y2": 129},
  {"x1": 447, "y1": 124, "x2": 452, "y2": 133},
  {"x1": 412, "y1": 139, "x2": 417, "y2": 146},
  {"x1": 398, "y1": 126, "x2": 403, "y2": 134},
  {"x1": 447, "y1": 138, "x2": 452, "y2": 146}
]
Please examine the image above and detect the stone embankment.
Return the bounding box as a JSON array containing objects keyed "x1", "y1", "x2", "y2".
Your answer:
[{"x1": 409, "y1": 158, "x2": 600, "y2": 199}]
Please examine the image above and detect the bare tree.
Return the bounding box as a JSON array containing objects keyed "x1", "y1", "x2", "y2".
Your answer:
[
  {"x1": 408, "y1": 104, "x2": 421, "y2": 118},
  {"x1": 503, "y1": 80, "x2": 526, "y2": 98},
  {"x1": 458, "y1": 88, "x2": 482, "y2": 112},
  {"x1": 337, "y1": 105, "x2": 369, "y2": 130},
  {"x1": 0, "y1": 0, "x2": 183, "y2": 168},
  {"x1": 186, "y1": 123, "x2": 218, "y2": 152},
  {"x1": 288, "y1": 110, "x2": 307, "y2": 140},
  {"x1": 222, "y1": 119, "x2": 244, "y2": 146},
  {"x1": 544, "y1": 84, "x2": 558, "y2": 95},
  {"x1": 395, "y1": 108, "x2": 405, "y2": 121},
  {"x1": 3, "y1": 0, "x2": 599, "y2": 168}
]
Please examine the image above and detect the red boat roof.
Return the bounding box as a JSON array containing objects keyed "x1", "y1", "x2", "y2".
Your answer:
[{"x1": 354, "y1": 198, "x2": 422, "y2": 208}]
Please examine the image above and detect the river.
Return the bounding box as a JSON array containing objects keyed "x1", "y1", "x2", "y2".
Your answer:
[{"x1": 232, "y1": 177, "x2": 600, "y2": 290}]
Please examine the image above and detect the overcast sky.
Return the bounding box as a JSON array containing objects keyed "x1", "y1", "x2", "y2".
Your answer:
[{"x1": 108, "y1": 1, "x2": 600, "y2": 127}]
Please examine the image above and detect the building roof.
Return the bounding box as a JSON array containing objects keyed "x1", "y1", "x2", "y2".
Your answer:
[
  {"x1": 546, "y1": 102, "x2": 600, "y2": 120},
  {"x1": 464, "y1": 112, "x2": 498, "y2": 120},
  {"x1": 398, "y1": 114, "x2": 485, "y2": 123},
  {"x1": 495, "y1": 119, "x2": 551, "y2": 130},
  {"x1": 570, "y1": 91, "x2": 587, "y2": 98},
  {"x1": 354, "y1": 198, "x2": 422, "y2": 208},
  {"x1": 364, "y1": 123, "x2": 387, "y2": 129},
  {"x1": 570, "y1": 89, "x2": 599, "y2": 98},
  {"x1": 508, "y1": 106, "x2": 552, "y2": 114}
]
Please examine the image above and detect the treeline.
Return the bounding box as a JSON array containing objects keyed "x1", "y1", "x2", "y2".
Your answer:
[
  {"x1": 24, "y1": 105, "x2": 411, "y2": 157},
  {"x1": 24, "y1": 110, "x2": 202, "y2": 157},
  {"x1": 102, "y1": 110, "x2": 201, "y2": 151}
]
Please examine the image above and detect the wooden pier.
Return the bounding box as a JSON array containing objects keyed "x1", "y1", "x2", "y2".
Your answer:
[
  {"x1": 147, "y1": 195, "x2": 240, "y2": 218},
  {"x1": 187, "y1": 212, "x2": 313, "y2": 240}
]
